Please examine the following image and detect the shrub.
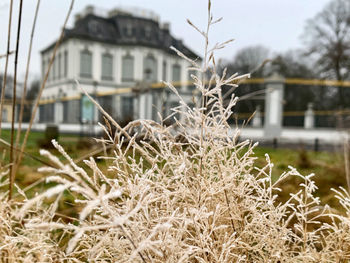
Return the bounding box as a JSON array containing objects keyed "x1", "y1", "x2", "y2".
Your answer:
[
  {"x1": 1, "y1": 1, "x2": 350, "y2": 262},
  {"x1": 37, "y1": 124, "x2": 59, "y2": 149},
  {"x1": 45, "y1": 125, "x2": 59, "y2": 141}
]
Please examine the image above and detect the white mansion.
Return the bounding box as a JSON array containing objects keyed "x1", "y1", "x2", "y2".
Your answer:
[{"x1": 39, "y1": 6, "x2": 200, "y2": 125}]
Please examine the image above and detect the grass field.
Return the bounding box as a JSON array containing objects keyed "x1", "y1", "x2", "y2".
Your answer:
[
  {"x1": 253, "y1": 146, "x2": 347, "y2": 209},
  {"x1": 0, "y1": 129, "x2": 346, "y2": 210},
  {"x1": 0, "y1": 130, "x2": 89, "y2": 187}
]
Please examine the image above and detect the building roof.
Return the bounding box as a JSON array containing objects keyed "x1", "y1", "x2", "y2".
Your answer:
[{"x1": 41, "y1": 9, "x2": 201, "y2": 60}]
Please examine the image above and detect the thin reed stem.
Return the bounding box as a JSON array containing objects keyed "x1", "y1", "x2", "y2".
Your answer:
[
  {"x1": 0, "y1": 0, "x2": 14, "y2": 137},
  {"x1": 15, "y1": 0, "x2": 41, "y2": 153},
  {"x1": 199, "y1": 0, "x2": 212, "y2": 179},
  {"x1": 343, "y1": 137, "x2": 350, "y2": 193},
  {"x1": 13, "y1": 0, "x2": 75, "y2": 178},
  {"x1": 9, "y1": 0, "x2": 24, "y2": 201}
]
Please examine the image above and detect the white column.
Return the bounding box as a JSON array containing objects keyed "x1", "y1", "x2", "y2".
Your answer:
[
  {"x1": 133, "y1": 95, "x2": 139, "y2": 120},
  {"x1": 93, "y1": 43, "x2": 101, "y2": 82},
  {"x1": 54, "y1": 102, "x2": 63, "y2": 124},
  {"x1": 115, "y1": 95, "x2": 121, "y2": 119},
  {"x1": 140, "y1": 92, "x2": 153, "y2": 120},
  {"x1": 139, "y1": 94, "x2": 147, "y2": 119},
  {"x1": 70, "y1": 40, "x2": 79, "y2": 79},
  {"x1": 115, "y1": 48, "x2": 121, "y2": 84},
  {"x1": 180, "y1": 60, "x2": 187, "y2": 91},
  {"x1": 33, "y1": 106, "x2": 39, "y2": 123},
  {"x1": 264, "y1": 73, "x2": 284, "y2": 139},
  {"x1": 252, "y1": 105, "x2": 262, "y2": 127},
  {"x1": 147, "y1": 93, "x2": 152, "y2": 120},
  {"x1": 304, "y1": 102, "x2": 315, "y2": 129}
]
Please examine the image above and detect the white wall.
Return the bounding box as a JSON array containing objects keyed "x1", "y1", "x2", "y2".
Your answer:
[
  {"x1": 40, "y1": 38, "x2": 195, "y2": 123},
  {"x1": 238, "y1": 126, "x2": 349, "y2": 144}
]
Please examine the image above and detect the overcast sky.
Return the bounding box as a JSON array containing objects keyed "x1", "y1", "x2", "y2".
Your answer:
[{"x1": 0, "y1": 0, "x2": 330, "y2": 81}]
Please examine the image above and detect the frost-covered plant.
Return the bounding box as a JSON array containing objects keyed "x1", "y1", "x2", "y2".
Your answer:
[
  {"x1": 1, "y1": 1, "x2": 350, "y2": 262},
  {"x1": 0, "y1": 163, "x2": 64, "y2": 263}
]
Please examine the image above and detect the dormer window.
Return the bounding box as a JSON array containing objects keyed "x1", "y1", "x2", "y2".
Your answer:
[
  {"x1": 89, "y1": 21, "x2": 98, "y2": 32},
  {"x1": 140, "y1": 28, "x2": 145, "y2": 37},
  {"x1": 145, "y1": 26, "x2": 151, "y2": 39},
  {"x1": 88, "y1": 20, "x2": 102, "y2": 37},
  {"x1": 125, "y1": 23, "x2": 133, "y2": 37}
]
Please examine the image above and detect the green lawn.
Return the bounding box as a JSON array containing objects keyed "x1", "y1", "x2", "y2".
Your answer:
[
  {"x1": 253, "y1": 146, "x2": 346, "y2": 209},
  {"x1": 0, "y1": 129, "x2": 347, "y2": 210},
  {"x1": 0, "y1": 129, "x2": 82, "y2": 166}
]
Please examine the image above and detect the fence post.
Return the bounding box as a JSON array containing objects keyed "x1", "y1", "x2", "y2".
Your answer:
[
  {"x1": 264, "y1": 73, "x2": 284, "y2": 139},
  {"x1": 304, "y1": 102, "x2": 315, "y2": 129},
  {"x1": 314, "y1": 138, "x2": 319, "y2": 152}
]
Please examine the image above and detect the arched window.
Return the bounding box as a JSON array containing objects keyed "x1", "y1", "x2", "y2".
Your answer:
[
  {"x1": 52, "y1": 57, "x2": 56, "y2": 81},
  {"x1": 122, "y1": 54, "x2": 134, "y2": 82},
  {"x1": 162, "y1": 60, "x2": 167, "y2": 81},
  {"x1": 42, "y1": 59, "x2": 46, "y2": 80},
  {"x1": 187, "y1": 69, "x2": 197, "y2": 92},
  {"x1": 1, "y1": 108, "x2": 7, "y2": 122},
  {"x1": 172, "y1": 64, "x2": 181, "y2": 82},
  {"x1": 58, "y1": 53, "x2": 62, "y2": 79},
  {"x1": 64, "y1": 50, "x2": 68, "y2": 78},
  {"x1": 80, "y1": 49, "x2": 92, "y2": 78},
  {"x1": 121, "y1": 96, "x2": 134, "y2": 121},
  {"x1": 101, "y1": 53, "x2": 113, "y2": 81},
  {"x1": 188, "y1": 69, "x2": 196, "y2": 81},
  {"x1": 143, "y1": 54, "x2": 157, "y2": 82},
  {"x1": 47, "y1": 58, "x2": 51, "y2": 81}
]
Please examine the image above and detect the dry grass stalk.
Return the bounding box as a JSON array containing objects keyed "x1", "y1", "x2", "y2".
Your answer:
[
  {"x1": 0, "y1": 51, "x2": 14, "y2": 59},
  {"x1": 344, "y1": 135, "x2": 350, "y2": 193},
  {"x1": 0, "y1": 0, "x2": 14, "y2": 136},
  {"x1": 12, "y1": 0, "x2": 75, "y2": 194},
  {"x1": 14, "y1": 0, "x2": 41, "y2": 156},
  {"x1": 1, "y1": 1, "x2": 350, "y2": 262},
  {"x1": 8, "y1": 0, "x2": 24, "y2": 200}
]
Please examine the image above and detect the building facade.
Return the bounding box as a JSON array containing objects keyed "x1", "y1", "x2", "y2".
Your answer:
[{"x1": 39, "y1": 6, "x2": 200, "y2": 125}]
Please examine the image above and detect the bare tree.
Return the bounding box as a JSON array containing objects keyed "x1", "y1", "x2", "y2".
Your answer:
[
  {"x1": 270, "y1": 50, "x2": 315, "y2": 79},
  {"x1": 220, "y1": 46, "x2": 270, "y2": 116},
  {"x1": 303, "y1": 0, "x2": 350, "y2": 107},
  {"x1": 225, "y1": 45, "x2": 270, "y2": 78}
]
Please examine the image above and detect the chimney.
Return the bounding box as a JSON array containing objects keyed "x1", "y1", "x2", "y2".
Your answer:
[
  {"x1": 108, "y1": 8, "x2": 131, "y2": 17},
  {"x1": 85, "y1": 5, "x2": 95, "y2": 15},
  {"x1": 74, "y1": 14, "x2": 82, "y2": 25},
  {"x1": 162, "y1": 22, "x2": 170, "y2": 33}
]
